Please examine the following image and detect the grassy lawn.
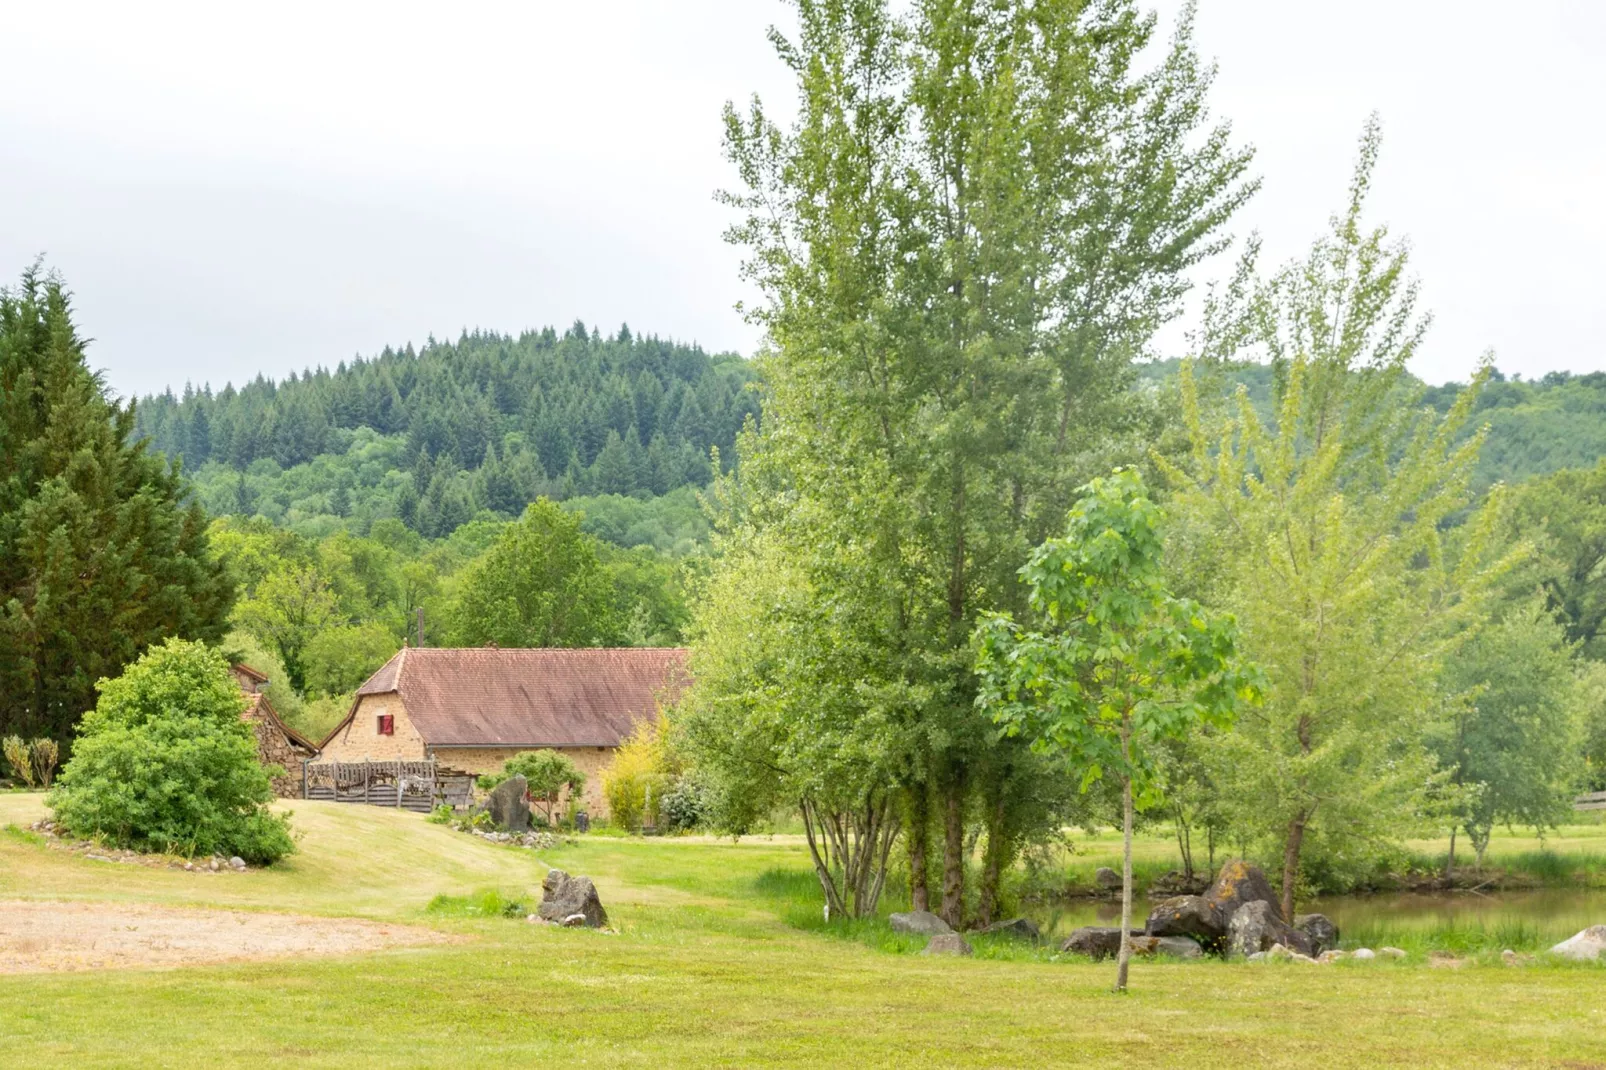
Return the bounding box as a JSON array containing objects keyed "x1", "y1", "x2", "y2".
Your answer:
[{"x1": 2, "y1": 793, "x2": 1604, "y2": 1068}]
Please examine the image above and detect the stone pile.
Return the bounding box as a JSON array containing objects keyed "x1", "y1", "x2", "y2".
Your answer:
[{"x1": 1061, "y1": 860, "x2": 1338, "y2": 961}]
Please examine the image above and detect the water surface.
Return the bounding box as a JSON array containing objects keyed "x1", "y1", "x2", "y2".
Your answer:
[{"x1": 1023, "y1": 888, "x2": 1606, "y2": 947}]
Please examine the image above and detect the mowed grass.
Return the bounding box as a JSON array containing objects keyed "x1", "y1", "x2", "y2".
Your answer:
[{"x1": 2, "y1": 794, "x2": 1605, "y2": 1068}]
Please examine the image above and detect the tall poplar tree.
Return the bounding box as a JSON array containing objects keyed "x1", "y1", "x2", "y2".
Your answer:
[
  {"x1": 0, "y1": 267, "x2": 233, "y2": 742},
  {"x1": 1160, "y1": 123, "x2": 1520, "y2": 918},
  {"x1": 701, "y1": 0, "x2": 1254, "y2": 924}
]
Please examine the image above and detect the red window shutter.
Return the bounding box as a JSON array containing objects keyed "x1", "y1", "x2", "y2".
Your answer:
[{"x1": 378, "y1": 714, "x2": 394, "y2": 736}]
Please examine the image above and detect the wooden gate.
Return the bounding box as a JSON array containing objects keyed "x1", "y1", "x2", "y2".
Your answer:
[{"x1": 303, "y1": 760, "x2": 440, "y2": 813}]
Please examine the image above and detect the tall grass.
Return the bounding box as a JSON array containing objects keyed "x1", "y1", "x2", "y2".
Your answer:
[{"x1": 1339, "y1": 918, "x2": 1548, "y2": 955}]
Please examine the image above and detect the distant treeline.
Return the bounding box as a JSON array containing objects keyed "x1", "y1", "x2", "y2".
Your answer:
[
  {"x1": 1140, "y1": 360, "x2": 1606, "y2": 489},
  {"x1": 133, "y1": 322, "x2": 760, "y2": 540}
]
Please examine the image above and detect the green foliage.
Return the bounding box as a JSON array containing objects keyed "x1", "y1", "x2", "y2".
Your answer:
[
  {"x1": 501, "y1": 750, "x2": 587, "y2": 825},
  {"x1": 1159, "y1": 123, "x2": 1520, "y2": 909},
  {"x1": 975, "y1": 469, "x2": 1254, "y2": 987},
  {"x1": 3, "y1": 737, "x2": 35, "y2": 788},
  {"x1": 47, "y1": 638, "x2": 294, "y2": 862},
  {"x1": 423, "y1": 889, "x2": 527, "y2": 919},
  {"x1": 135, "y1": 328, "x2": 757, "y2": 538},
  {"x1": 0, "y1": 266, "x2": 234, "y2": 743},
  {"x1": 29, "y1": 738, "x2": 58, "y2": 789},
  {"x1": 1435, "y1": 597, "x2": 1582, "y2": 862},
  {"x1": 705, "y1": 0, "x2": 1255, "y2": 925},
  {"x1": 603, "y1": 721, "x2": 675, "y2": 831},
  {"x1": 976, "y1": 470, "x2": 1254, "y2": 796},
  {"x1": 1507, "y1": 459, "x2": 1606, "y2": 659},
  {"x1": 450, "y1": 499, "x2": 619, "y2": 647}
]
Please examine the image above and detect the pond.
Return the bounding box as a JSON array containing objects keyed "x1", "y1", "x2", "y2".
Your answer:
[{"x1": 1022, "y1": 888, "x2": 1606, "y2": 949}]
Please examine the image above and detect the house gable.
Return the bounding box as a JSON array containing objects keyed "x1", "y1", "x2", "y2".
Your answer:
[{"x1": 319, "y1": 692, "x2": 428, "y2": 763}]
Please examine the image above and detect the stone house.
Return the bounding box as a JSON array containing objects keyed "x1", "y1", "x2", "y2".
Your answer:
[
  {"x1": 316, "y1": 646, "x2": 688, "y2": 818},
  {"x1": 231, "y1": 663, "x2": 319, "y2": 798}
]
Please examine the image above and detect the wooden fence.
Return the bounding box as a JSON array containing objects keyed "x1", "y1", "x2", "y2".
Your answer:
[
  {"x1": 302, "y1": 759, "x2": 476, "y2": 814},
  {"x1": 1576, "y1": 791, "x2": 1606, "y2": 813}
]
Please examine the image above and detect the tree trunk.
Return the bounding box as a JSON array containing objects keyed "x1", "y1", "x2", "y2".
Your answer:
[
  {"x1": 1444, "y1": 826, "x2": 1457, "y2": 883},
  {"x1": 907, "y1": 787, "x2": 931, "y2": 913},
  {"x1": 940, "y1": 777, "x2": 966, "y2": 930},
  {"x1": 977, "y1": 790, "x2": 1007, "y2": 928},
  {"x1": 1280, "y1": 812, "x2": 1306, "y2": 923},
  {"x1": 1115, "y1": 767, "x2": 1134, "y2": 993}
]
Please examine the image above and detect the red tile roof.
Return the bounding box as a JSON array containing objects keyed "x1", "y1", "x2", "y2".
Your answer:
[{"x1": 346, "y1": 647, "x2": 688, "y2": 749}]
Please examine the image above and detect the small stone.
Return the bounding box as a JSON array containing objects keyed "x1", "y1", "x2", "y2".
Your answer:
[
  {"x1": 889, "y1": 910, "x2": 952, "y2": 936},
  {"x1": 1246, "y1": 951, "x2": 1267, "y2": 962},
  {"x1": 208, "y1": 859, "x2": 219, "y2": 871},
  {"x1": 183, "y1": 862, "x2": 195, "y2": 871},
  {"x1": 923, "y1": 933, "x2": 973, "y2": 956},
  {"x1": 1351, "y1": 948, "x2": 1376, "y2": 961},
  {"x1": 560, "y1": 913, "x2": 588, "y2": 927},
  {"x1": 228, "y1": 856, "x2": 246, "y2": 870},
  {"x1": 1501, "y1": 949, "x2": 1534, "y2": 966},
  {"x1": 1379, "y1": 946, "x2": 1407, "y2": 960},
  {"x1": 1317, "y1": 949, "x2": 1347, "y2": 963},
  {"x1": 977, "y1": 917, "x2": 1040, "y2": 941}
]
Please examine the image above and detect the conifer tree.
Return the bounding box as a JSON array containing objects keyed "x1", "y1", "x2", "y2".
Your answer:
[{"x1": 0, "y1": 267, "x2": 233, "y2": 742}]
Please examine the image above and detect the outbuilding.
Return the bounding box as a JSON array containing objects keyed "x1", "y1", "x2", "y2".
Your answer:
[{"x1": 232, "y1": 663, "x2": 320, "y2": 798}]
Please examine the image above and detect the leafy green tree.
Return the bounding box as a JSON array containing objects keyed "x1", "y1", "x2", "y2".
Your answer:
[
  {"x1": 1434, "y1": 596, "x2": 1583, "y2": 870},
  {"x1": 0, "y1": 266, "x2": 233, "y2": 743},
  {"x1": 234, "y1": 563, "x2": 340, "y2": 693},
  {"x1": 1159, "y1": 123, "x2": 1519, "y2": 917},
  {"x1": 502, "y1": 750, "x2": 587, "y2": 826},
  {"x1": 451, "y1": 499, "x2": 618, "y2": 647},
  {"x1": 48, "y1": 638, "x2": 294, "y2": 863},
  {"x1": 1508, "y1": 459, "x2": 1606, "y2": 659},
  {"x1": 975, "y1": 470, "x2": 1254, "y2": 991},
  {"x1": 1578, "y1": 659, "x2": 1606, "y2": 792},
  {"x1": 304, "y1": 621, "x2": 399, "y2": 696},
  {"x1": 715, "y1": 0, "x2": 1254, "y2": 927}
]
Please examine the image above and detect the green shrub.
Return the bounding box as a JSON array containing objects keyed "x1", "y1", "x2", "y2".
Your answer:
[
  {"x1": 502, "y1": 750, "x2": 586, "y2": 826},
  {"x1": 3, "y1": 736, "x2": 35, "y2": 788},
  {"x1": 659, "y1": 775, "x2": 709, "y2": 832},
  {"x1": 48, "y1": 639, "x2": 295, "y2": 864},
  {"x1": 426, "y1": 805, "x2": 455, "y2": 825}
]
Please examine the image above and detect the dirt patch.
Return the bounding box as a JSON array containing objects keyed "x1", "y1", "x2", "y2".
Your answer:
[{"x1": 0, "y1": 899, "x2": 454, "y2": 974}]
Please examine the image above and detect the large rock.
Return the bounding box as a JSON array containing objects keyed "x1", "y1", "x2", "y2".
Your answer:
[
  {"x1": 1295, "y1": 913, "x2": 1340, "y2": 955},
  {"x1": 1093, "y1": 866, "x2": 1122, "y2": 891},
  {"x1": 1146, "y1": 895, "x2": 1226, "y2": 946},
  {"x1": 977, "y1": 917, "x2": 1040, "y2": 941},
  {"x1": 1226, "y1": 899, "x2": 1311, "y2": 958},
  {"x1": 485, "y1": 775, "x2": 530, "y2": 832},
  {"x1": 1060, "y1": 927, "x2": 1147, "y2": 961},
  {"x1": 537, "y1": 869, "x2": 608, "y2": 928},
  {"x1": 1205, "y1": 859, "x2": 1283, "y2": 924},
  {"x1": 1550, "y1": 925, "x2": 1606, "y2": 961},
  {"x1": 890, "y1": 910, "x2": 953, "y2": 936},
  {"x1": 923, "y1": 933, "x2": 973, "y2": 956}
]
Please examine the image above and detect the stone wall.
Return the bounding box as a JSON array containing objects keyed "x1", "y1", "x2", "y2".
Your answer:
[
  {"x1": 431, "y1": 746, "x2": 617, "y2": 819},
  {"x1": 318, "y1": 694, "x2": 428, "y2": 763},
  {"x1": 244, "y1": 711, "x2": 310, "y2": 799}
]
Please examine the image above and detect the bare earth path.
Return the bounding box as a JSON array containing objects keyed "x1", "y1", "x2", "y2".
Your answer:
[{"x1": 0, "y1": 899, "x2": 451, "y2": 974}]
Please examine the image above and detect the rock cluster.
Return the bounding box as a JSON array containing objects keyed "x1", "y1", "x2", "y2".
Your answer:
[
  {"x1": 468, "y1": 828, "x2": 564, "y2": 850},
  {"x1": 1140, "y1": 860, "x2": 1338, "y2": 958},
  {"x1": 28, "y1": 821, "x2": 253, "y2": 872}
]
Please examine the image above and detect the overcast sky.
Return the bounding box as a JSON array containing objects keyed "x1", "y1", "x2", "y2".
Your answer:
[{"x1": 3, "y1": 1, "x2": 1601, "y2": 399}]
